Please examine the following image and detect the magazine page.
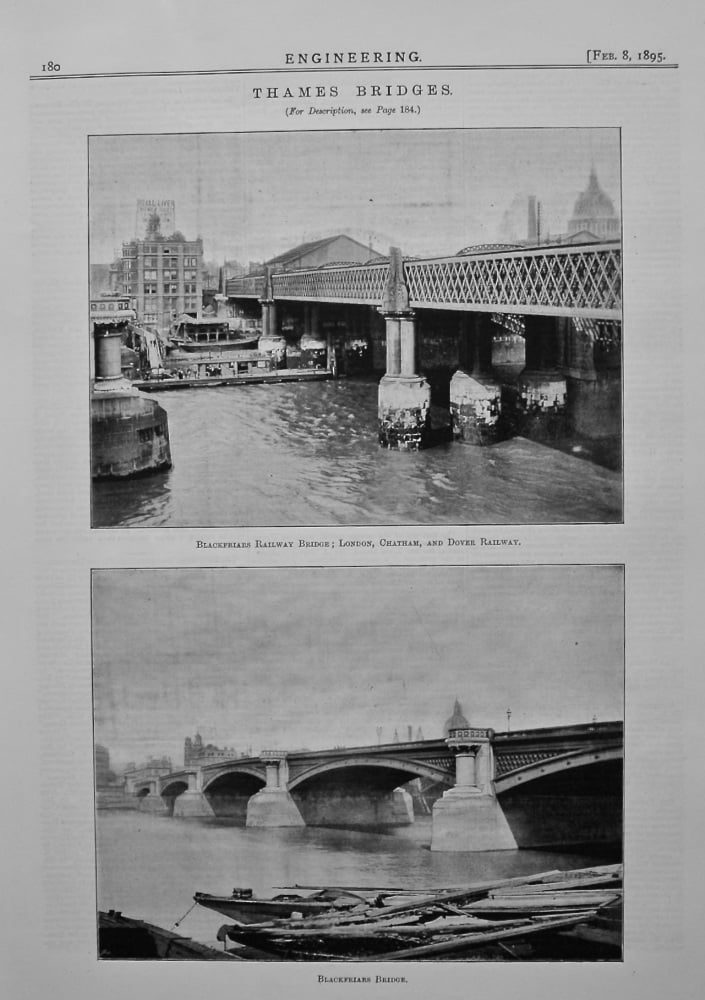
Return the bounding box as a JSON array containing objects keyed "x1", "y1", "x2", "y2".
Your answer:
[{"x1": 4, "y1": 1, "x2": 703, "y2": 998}]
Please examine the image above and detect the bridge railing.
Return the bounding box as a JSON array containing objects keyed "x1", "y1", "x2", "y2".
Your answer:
[{"x1": 226, "y1": 243, "x2": 621, "y2": 318}]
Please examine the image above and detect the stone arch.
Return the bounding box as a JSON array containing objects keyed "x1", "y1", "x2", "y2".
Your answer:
[
  {"x1": 288, "y1": 756, "x2": 454, "y2": 793},
  {"x1": 201, "y1": 764, "x2": 266, "y2": 792},
  {"x1": 288, "y1": 757, "x2": 453, "y2": 829},
  {"x1": 200, "y1": 766, "x2": 266, "y2": 823},
  {"x1": 159, "y1": 779, "x2": 189, "y2": 816}
]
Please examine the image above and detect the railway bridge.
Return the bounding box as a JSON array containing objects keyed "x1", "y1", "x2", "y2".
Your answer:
[
  {"x1": 226, "y1": 243, "x2": 621, "y2": 451},
  {"x1": 128, "y1": 721, "x2": 623, "y2": 852}
]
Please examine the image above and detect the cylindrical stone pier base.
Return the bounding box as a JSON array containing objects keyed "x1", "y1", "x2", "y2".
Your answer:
[
  {"x1": 449, "y1": 371, "x2": 502, "y2": 445},
  {"x1": 91, "y1": 391, "x2": 172, "y2": 479},
  {"x1": 515, "y1": 371, "x2": 568, "y2": 441},
  {"x1": 378, "y1": 375, "x2": 431, "y2": 450},
  {"x1": 246, "y1": 788, "x2": 306, "y2": 827},
  {"x1": 299, "y1": 333, "x2": 328, "y2": 370}
]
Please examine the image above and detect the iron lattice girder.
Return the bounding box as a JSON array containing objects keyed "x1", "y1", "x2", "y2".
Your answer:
[
  {"x1": 403, "y1": 243, "x2": 621, "y2": 318},
  {"x1": 229, "y1": 244, "x2": 621, "y2": 319},
  {"x1": 271, "y1": 263, "x2": 390, "y2": 305}
]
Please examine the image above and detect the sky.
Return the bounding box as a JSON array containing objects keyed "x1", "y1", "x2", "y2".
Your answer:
[
  {"x1": 92, "y1": 567, "x2": 624, "y2": 770},
  {"x1": 89, "y1": 128, "x2": 621, "y2": 265}
]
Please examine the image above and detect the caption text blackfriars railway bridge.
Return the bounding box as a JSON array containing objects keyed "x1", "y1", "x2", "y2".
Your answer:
[
  {"x1": 225, "y1": 242, "x2": 621, "y2": 453},
  {"x1": 125, "y1": 721, "x2": 623, "y2": 852}
]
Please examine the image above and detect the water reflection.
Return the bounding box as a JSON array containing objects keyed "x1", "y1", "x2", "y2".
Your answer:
[
  {"x1": 92, "y1": 378, "x2": 622, "y2": 527},
  {"x1": 96, "y1": 811, "x2": 616, "y2": 951}
]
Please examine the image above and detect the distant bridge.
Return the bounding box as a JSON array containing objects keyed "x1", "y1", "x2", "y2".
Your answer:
[{"x1": 128, "y1": 722, "x2": 623, "y2": 852}]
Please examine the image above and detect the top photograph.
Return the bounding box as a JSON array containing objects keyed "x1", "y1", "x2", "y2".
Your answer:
[{"x1": 89, "y1": 127, "x2": 622, "y2": 527}]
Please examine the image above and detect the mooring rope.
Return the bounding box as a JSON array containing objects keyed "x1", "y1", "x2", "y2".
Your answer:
[{"x1": 171, "y1": 900, "x2": 198, "y2": 930}]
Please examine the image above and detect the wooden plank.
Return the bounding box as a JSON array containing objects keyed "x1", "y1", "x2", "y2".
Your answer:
[
  {"x1": 352, "y1": 911, "x2": 600, "y2": 962},
  {"x1": 491, "y1": 875, "x2": 621, "y2": 895},
  {"x1": 539, "y1": 864, "x2": 622, "y2": 882},
  {"x1": 253, "y1": 918, "x2": 531, "y2": 940},
  {"x1": 272, "y1": 870, "x2": 565, "y2": 930},
  {"x1": 484, "y1": 890, "x2": 622, "y2": 905}
]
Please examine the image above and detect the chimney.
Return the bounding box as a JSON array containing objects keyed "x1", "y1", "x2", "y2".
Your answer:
[{"x1": 528, "y1": 196, "x2": 538, "y2": 243}]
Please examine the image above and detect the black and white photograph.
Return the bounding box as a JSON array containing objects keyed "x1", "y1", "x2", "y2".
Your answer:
[
  {"x1": 15, "y1": 5, "x2": 695, "y2": 997},
  {"x1": 93, "y1": 566, "x2": 624, "y2": 961},
  {"x1": 89, "y1": 128, "x2": 623, "y2": 527}
]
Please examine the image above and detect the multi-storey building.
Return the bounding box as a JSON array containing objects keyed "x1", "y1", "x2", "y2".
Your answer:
[
  {"x1": 184, "y1": 732, "x2": 240, "y2": 767},
  {"x1": 117, "y1": 232, "x2": 204, "y2": 332}
]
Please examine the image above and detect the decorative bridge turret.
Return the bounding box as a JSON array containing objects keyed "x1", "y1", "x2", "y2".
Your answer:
[{"x1": 137, "y1": 722, "x2": 623, "y2": 853}]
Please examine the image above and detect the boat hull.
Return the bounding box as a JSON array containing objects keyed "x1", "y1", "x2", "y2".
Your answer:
[{"x1": 194, "y1": 893, "x2": 349, "y2": 924}]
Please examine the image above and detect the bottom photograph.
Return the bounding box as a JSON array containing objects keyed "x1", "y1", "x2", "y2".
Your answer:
[{"x1": 92, "y1": 565, "x2": 624, "y2": 962}]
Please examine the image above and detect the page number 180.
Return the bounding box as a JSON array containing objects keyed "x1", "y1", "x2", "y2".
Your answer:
[{"x1": 42, "y1": 62, "x2": 61, "y2": 72}]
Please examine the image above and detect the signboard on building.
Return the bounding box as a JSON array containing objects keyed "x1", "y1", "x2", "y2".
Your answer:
[{"x1": 136, "y1": 199, "x2": 175, "y2": 237}]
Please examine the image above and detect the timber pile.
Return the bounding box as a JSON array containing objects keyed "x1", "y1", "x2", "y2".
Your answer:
[{"x1": 214, "y1": 864, "x2": 623, "y2": 961}]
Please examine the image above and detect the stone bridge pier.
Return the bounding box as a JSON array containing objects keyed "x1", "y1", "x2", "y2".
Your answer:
[
  {"x1": 258, "y1": 268, "x2": 286, "y2": 366},
  {"x1": 299, "y1": 302, "x2": 329, "y2": 370},
  {"x1": 246, "y1": 752, "x2": 305, "y2": 827},
  {"x1": 450, "y1": 314, "x2": 503, "y2": 445},
  {"x1": 378, "y1": 247, "x2": 431, "y2": 450},
  {"x1": 172, "y1": 770, "x2": 214, "y2": 819},
  {"x1": 134, "y1": 780, "x2": 169, "y2": 815},
  {"x1": 431, "y1": 727, "x2": 517, "y2": 852},
  {"x1": 514, "y1": 315, "x2": 568, "y2": 441}
]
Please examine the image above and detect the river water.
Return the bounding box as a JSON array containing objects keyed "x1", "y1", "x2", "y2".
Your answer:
[
  {"x1": 96, "y1": 811, "x2": 615, "y2": 953},
  {"x1": 92, "y1": 377, "x2": 621, "y2": 527}
]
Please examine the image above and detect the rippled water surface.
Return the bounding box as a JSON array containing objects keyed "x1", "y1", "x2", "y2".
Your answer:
[
  {"x1": 96, "y1": 811, "x2": 614, "y2": 951},
  {"x1": 93, "y1": 378, "x2": 622, "y2": 527}
]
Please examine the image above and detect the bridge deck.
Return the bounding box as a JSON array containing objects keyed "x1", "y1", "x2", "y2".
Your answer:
[
  {"x1": 159, "y1": 722, "x2": 623, "y2": 790},
  {"x1": 226, "y1": 244, "x2": 621, "y2": 319}
]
